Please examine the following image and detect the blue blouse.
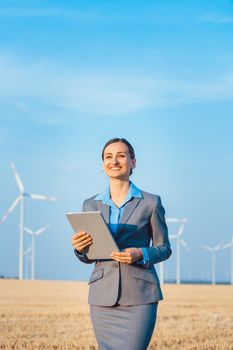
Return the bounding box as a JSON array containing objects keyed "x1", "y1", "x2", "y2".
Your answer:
[{"x1": 95, "y1": 182, "x2": 149, "y2": 265}]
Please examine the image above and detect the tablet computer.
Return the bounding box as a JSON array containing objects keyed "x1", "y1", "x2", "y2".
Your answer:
[{"x1": 66, "y1": 211, "x2": 119, "y2": 259}]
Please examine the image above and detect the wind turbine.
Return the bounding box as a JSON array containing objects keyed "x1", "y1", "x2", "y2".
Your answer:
[
  {"x1": 222, "y1": 236, "x2": 233, "y2": 285},
  {"x1": 158, "y1": 218, "x2": 189, "y2": 284},
  {"x1": 0, "y1": 163, "x2": 56, "y2": 280},
  {"x1": 167, "y1": 218, "x2": 189, "y2": 284},
  {"x1": 23, "y1": 225, "x2": 51, "y2": 280},
  {"x1": 202, "y1": 244, "x2": 221, "y2": 285}
]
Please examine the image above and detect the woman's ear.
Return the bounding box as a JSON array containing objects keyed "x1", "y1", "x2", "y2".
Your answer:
[{"x1": 132, "y1": 158, "x2": 136, "y2": 169}]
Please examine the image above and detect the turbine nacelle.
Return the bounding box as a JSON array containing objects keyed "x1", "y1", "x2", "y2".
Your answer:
[
  {"x1": 23, "y1": 225, "x2": 51, "y2": 236},
  {"x1": 202, "y1": 244, "x2": 222, "y2": 252}
]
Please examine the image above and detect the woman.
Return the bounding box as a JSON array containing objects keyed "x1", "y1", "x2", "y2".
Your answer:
[{"x1": 71, "y1": 138, "x2": 172, "y2": 350}]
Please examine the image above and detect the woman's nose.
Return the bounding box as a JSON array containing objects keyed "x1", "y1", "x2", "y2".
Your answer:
[{"x1": 112, "y1": 157, "x2": 119, "y2": 164}]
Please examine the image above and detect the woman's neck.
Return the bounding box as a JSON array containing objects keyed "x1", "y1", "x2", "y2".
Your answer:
[{"x1": 109, "y1": 179, "x2": 130, "y2": 207}]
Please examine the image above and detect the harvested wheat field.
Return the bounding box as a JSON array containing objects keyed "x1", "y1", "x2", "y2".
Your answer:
[{"x1": 0, "y1": 280, "x2": 232, "y2": 350}]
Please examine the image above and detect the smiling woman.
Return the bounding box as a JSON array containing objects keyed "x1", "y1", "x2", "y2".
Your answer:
[{"x1": 71, "y1": 137, "x2": 172, "y2": 350}]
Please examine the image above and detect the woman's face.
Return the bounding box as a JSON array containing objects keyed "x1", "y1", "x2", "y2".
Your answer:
[{"x1": 102, "y1": 142, "x2": 136, "y2": 180}]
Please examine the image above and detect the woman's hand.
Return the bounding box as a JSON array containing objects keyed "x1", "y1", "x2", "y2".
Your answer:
[
  {"x1": 111, "y1": 248, "x2": 143, "y2": 264},
  {"x1": 71, "y1": 231, "x2": 93, "y2": 253}
]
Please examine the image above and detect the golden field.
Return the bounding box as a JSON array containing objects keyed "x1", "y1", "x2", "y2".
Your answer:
[{"x1": 0, "y1": 280, "x2": 232, "y2": 350}]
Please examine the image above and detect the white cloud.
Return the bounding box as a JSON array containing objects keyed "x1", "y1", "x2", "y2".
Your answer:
[{"x1": 0, "y1": 53, "x2": 233, "y2": 119}]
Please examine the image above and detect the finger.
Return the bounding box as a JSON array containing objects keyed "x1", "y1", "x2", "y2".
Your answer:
[
  {"x1": 78, "y1": 243, "x2": 93, "y2": 251},
  {"x1": 74, "y1": 237, "x2": 93, "y2": 244},
  {"x1": 72, "y1": 237, "x2": 92, "y2": 248},
  {"x1": 111, "y1": 252, "x2": 131, "y2": 258},
  {"x1": 75, "y1": 237, "x2": 92, "y2": 245},
  {"x1": 111, "y1": 255, "x2": 132, "y2": 264},
  {"x1": 74, "y1": 241, "x2": 93, "y2": 251},
  {"x1": 111, "y1": 256, "x2": 131, "y2": 263},
  {"x1": 72, "y1": 231, "x2": 90, "y2": 239},
  {"x1": 111, "y1": 256, "x2": 132, "y2": 263},
  {"x1": 124, "y1": 248, "x2": 132, "y2": 252},
  {"x1": 73, "y1": 237, "x2": 92, "y2": 246},
  {"x1": 72, "y1": 231, "x2": 86, "y2": 239},
  {"x1": 73, "y1": 233, "x2": 92, "y2": 243}
]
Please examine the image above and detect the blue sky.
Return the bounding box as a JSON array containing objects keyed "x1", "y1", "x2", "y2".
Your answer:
[{"x1": 0, "y1": 0, "x2": 233, "y2": 282}]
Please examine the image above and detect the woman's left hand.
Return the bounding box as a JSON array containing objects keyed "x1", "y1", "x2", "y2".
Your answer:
[{"x1": 111, "y1": 248, "x2": 143, "y2": 264}]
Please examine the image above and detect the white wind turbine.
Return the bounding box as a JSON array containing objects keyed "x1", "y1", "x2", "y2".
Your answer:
[
  {"x1": 222, "y1": 236, "x2": 233, "y2": 285},
  {"x1": 202, "y1": 244, "x2": 221, "y2": 285},
  {"x1": 158, "y1": 216, "x2": 174, "y2": 284},
  {"x1": 0, "y1": 163, "x2": 56, "y2": 280},
  {"x1": 158, "y1": 218, "x2": 189, "y2": 284},
  {"x1": 167, "y1": 218, "x2": 189, "y2": 284},
  {"x1": 23, "y1": 225, "x2": 51, "y2": 280}
]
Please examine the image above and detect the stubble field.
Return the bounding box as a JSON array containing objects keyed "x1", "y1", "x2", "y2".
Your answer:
[{"x1": 0, "y1": 279, "x2": 232, "y2": 350}]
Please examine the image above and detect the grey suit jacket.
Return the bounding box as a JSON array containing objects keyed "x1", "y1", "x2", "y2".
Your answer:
[{"x1": 74, "y1": 190, "x2": 172, "y2": 307}]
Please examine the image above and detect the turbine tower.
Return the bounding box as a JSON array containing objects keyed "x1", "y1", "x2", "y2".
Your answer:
[
  {"x1": 222, "y1": 236, "x2": 233, "y2": 285},
  {"x1": 167, "y1": 218, "x2": 189, "y2": 284},
  {"x1": 0, "y1": 163, "x2": 56, "y2": 280},
  {"x1": 23, "y1": 225, "x2": 51, "y2": 280},
  {"x1": 202, "y1": 244, "x2": 221, "y2": 285},
  {"x1": 24, "y1": 245, "x2": 32, "y2": 280},
  {"x1": 159, "y1": 260, "x2": 165, "y2": 285}
]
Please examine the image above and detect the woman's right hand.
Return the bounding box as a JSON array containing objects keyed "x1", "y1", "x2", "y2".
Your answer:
[{"x1": 71, "y1": 231, "x2": 93, "y2": 253}]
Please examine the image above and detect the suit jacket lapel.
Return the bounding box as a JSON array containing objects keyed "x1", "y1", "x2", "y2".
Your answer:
[
  {"x1": 117, "y1": 197, "x2": 141, "y2": 234},
  {"x1": 95, "y1": 200, "x2": 110, "y2": 224}
]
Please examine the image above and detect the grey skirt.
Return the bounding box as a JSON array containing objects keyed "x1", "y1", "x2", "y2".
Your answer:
[{"x1": 90, "y1": 303, "x2": 158, "y2": 350}]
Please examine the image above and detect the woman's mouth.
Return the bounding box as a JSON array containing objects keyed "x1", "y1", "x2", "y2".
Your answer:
[{"x1": 110, "y1": 166, "x2": 121, "y2": 170}]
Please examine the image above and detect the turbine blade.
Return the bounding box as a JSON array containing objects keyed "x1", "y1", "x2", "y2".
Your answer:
[
  {"x1": 169, "y1": 234, "x2": 177, "y2": 240},
  {"x1": 181, "y1": 239, "x2": 190, "y2": 251},
  {"x1": 0, "y1": 195, "x2": 22, "y2": 224},
  {"x1": 166, "y1": 218, "x2": 181, "y2": 223},
  {"x1": 29, "y1": 193, "x2": 57, "y2": 201},
  {"x1": 177, "y1": 223, "x2": 185, "y2": 237},
  {"x1": 222, "y1": 243, "x2": 231, "y2": 249},
  {"x1": 11, "y1": 163, "x2": 24, "y2": 193},
  {"x1": 23, "y1": 226, "x2": 34, "y2": 235},
  {"x1": 166, "y1": 218, "x2": 187, "y2": 223},
  {"x1": 214, "y1": 244, "x2": 221, "y2": 251},
  {"x1": 35, "y1": 224, "x2": 51, "y2": 235}
]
